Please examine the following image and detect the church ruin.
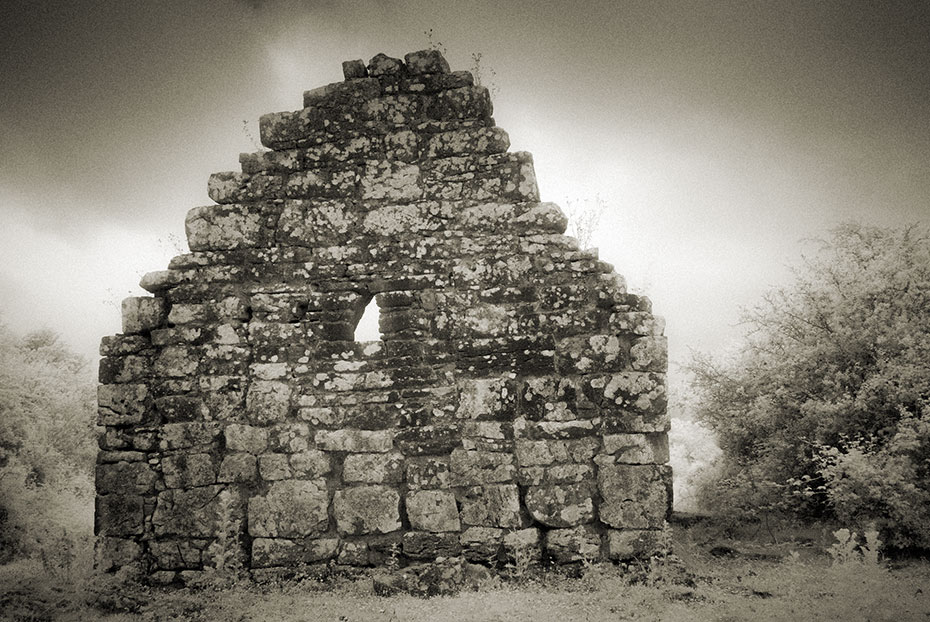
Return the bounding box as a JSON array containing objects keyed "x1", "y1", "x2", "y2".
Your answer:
[{"x1": 95, "y1": 50, "x2": 671, "y2": 584}]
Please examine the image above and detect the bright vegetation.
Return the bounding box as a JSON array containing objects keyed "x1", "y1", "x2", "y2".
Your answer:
[{"x1": 689, "y1": 223, "x2": 930, "y2": 548}]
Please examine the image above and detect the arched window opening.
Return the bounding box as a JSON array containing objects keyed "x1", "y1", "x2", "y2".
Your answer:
[{"x1": 353, "y1": 296, "x2": 381, "y2": 342}]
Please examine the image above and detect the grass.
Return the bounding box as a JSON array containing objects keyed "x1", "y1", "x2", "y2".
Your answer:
[{"x1": 2, "y1": 518, "x2": 929, "y2": 622}]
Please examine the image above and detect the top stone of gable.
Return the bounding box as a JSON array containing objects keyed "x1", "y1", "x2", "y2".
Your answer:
[{"x1": 258, "y1": 51, "x2": 493, "y2": 152}]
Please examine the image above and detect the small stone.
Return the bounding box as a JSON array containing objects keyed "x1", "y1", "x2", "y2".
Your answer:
[
  {"x1": 343, "y1": 59, "x2": 367, "y2": 79},
  {"x1": 544, "y1": 526, "x2": 601, "y2": 564}
]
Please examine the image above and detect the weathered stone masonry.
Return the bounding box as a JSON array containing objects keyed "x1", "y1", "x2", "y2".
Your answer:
[{"x1": 95, "y1": 50, "x2": 671, "y2": 582}]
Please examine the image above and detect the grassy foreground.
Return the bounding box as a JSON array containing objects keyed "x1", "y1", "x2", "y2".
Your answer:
[{"x1": 2, "y1": 520, "x2": 929, "y2": 622}]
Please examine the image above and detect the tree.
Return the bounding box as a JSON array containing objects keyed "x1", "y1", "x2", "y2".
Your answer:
[
  {"x1": 689, "y1": 223, "x2": 930, "y2": 548},
  {"x1": 0, "y1": 322, "x2": 96, "y2": 566}
]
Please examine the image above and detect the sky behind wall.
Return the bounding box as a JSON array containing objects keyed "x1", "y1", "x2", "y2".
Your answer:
[{"x1": 2, "y1": 0, "x2": 929, "y2": 385}]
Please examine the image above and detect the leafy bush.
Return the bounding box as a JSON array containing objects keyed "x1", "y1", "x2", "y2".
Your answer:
[
  {"x1": 689, "y1": 223, "x2": 930, "y2": 548},
  {"x1": 0, "y1": 324, "x2": 97, "y2": 568}
]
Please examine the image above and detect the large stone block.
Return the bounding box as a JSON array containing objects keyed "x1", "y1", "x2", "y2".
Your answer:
[
  {"x1": 459, "y1": 484, "x2": 522, "y2": 528},
  {"x1": 251, "y1": 537, "x2": 338, "y2": 568},
  {"x1": 97, "y1": 383, "x2": 150, "y2": 427},
  {"x1": 248, "y1": 480, "x2": 329, "y2": 538},
  {"x1": 406, "y1": 489, "x2": 460, "y2": 532},
  {"x1": 343, "y1": 452, "x2": 403, "y2": 483},
  {"x1": 122, "y1": 296, "x2": 167, "y2": 334},
  {"x1": 524, "y1": 483, "x2": 595, "y2": 528},
  {"x1": 333, "y1": 485, "x2": 401, "y2": 535},
  {"x1": 315, "y1": 429, "x2": 393, "y2": 453},
  {"x1": 598, "y1": 464, "x2": 672, "y2": 529},
  {"x1": 153, "y1": 486, "x2": 242, "y2": 538},
  {"x1": 95, "y1": 494, "x2": 144, "y2": 537}
]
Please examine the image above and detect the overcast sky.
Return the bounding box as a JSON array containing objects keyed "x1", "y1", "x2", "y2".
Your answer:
[{"x1": 2, "y1": 0, "x2": 928, "y2": 385}]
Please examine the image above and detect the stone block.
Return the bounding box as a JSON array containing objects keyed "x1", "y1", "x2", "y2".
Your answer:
[
  {"x1": 251, "y1": 537, "x2": 338, "y2": 568},
  {"x1": 97, "y1": 383, "x2": 150, "y2": 427},
  {"x1": 315, "y1": 429, "x2": 393, "y2": 453},
  {"x1": 159, "y1": 422, "x2": 220, "y2": 450},
  {"x1": 154, "y1": 396, "x2": 207, "y2": 422},
  {"x1": 403, "y1": 531, "x2": 461, "y2": 560},
  {"x1": 598, "y1": 464, "x2": 672, "y2": 529},
  {"x1": 404, "y1": 49, "x2": 450, "y2": 74},
  {"x1": 342, "y1": 59, "x2": 367, "y2": 79},
  {"x1": 343, "y1": 452, "x2": 403, "y2": 483},
  {"x1": 257, "y1": 453, "x2": 292, "y2": 480},
  {"x1": 248, "y1": 480, "x2": 329, "y2": 538},
  {"x1": 95, "y1": 461, "x2": 158, "y2": 495},
  {"x1": 503, "y1": 527, "x2": 541, "y2": 561},
  {"x1": 122, "y1": 296, "x2": 167, "y2": 334},
  {"x1": 525, "y1": 483, "x2": 595, "y2": 528},
  {"x1": 218, "y1": 453, "x2": 257, "y2": 483},
  {"x1": 459, "y1": 527, "x2": 502, "y2": 562},
  {"x1": 449, "y1": 449, "x2": 515, "y2": 485},
  {"x1": 333, "y1": 485, "x2": 401, "y2": 535},
  {"x1": 246, "y1": 381, "x2": 291, "y2": 424},
  {"x1": 95, "y1": 494, "x2": 144, "y2": 537},
  {"x1": 185, "y1": 204, "x2": 268, "y2": 251},
  {"x1": 406, "y1": 489, "x2": 460, "y2": 532},
  {"x1": 598, "y1": 433, "x2": 669, "y2": 465},
  {"x1": 289, "y1": 451, "x2": 331, "y2": 478},
  {"x1": 149, "y1": 539, "x2": 205, "y2": 570},
  {"x1": 406, "y1": 457, "x2": 452, "y2": 489},
  {"x1": 153, "y1": 486, "x2": 242, "y2": 538},
  {"x1": 368, "y1": 52, "x2": 405, "y2": 76},
  {"x1": 459, "y1": 484, "x2": 522, "y2": 528},
  {"x1": 224, "y1": 423, "x2": 268, "y2": 454},
  {"x1": 162, "y1": 453, "x2": 216, "y2": 488},
  {"x1": 544, "y1": 526, "x2": 602, "y2": 564}
]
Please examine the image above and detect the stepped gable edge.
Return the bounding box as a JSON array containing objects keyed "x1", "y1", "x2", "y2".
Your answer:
[{"x1": 95, "y1": 49, "x2": 671, "y2": 583}]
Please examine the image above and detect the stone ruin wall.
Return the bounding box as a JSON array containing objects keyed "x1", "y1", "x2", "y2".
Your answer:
[{"x1": 95, "y1": 50, "x2": 671, "y2": 583}]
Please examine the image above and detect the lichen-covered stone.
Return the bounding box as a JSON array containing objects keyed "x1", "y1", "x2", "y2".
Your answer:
[
  {"x1": 122, "y1": 296, "x2": 167, "y2": 334},
  {"x1": 343, "y1": 452, "x2": 403, "y2": 483},
  {"x1": 544, "y1": 526, "x2": 601, "y2": 563},
  {"x1": 406, "y1": 489, "x2": 460, "y2": 532},
  {"x1": 224, "y1": 424, "x2": 268, "y2": 454},
  {"x1": 153, "y1": 486, "x2": 241, "y2": 538},
  {"x1": 333, "y1": 485, "x2": 400, "y2": 535},
  {"x1": 459, "y1": 484, "x2": 522, "y2": 528},
  {"x1": 248, "y1": 480, "x2": 328, "y2": 537},
  {"x1": 598, "y1": 465, "x2": 672, "y2": 529},
  {"x1": 524, "y1": 483, "x2": 595, "y2": 527}
]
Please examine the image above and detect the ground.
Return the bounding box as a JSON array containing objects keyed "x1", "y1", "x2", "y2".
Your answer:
[{"x1": 2, "y1": 518, "x2": 928, "y2": 622}]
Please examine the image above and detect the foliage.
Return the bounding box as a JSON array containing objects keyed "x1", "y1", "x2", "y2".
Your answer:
[
  {"x1": 689, "y1": 223, "x2": 930, "y2": 548},
  {"x1": 0, "y1": 323, "x2": 97, "y2": 567}
]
